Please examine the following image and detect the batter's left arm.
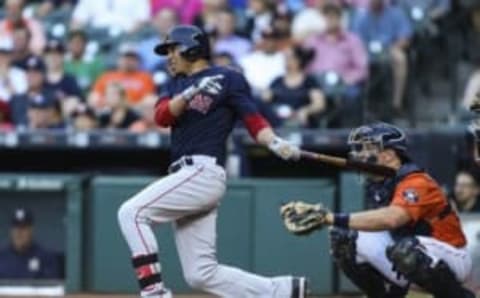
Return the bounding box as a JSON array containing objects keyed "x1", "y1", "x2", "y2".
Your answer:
[{"x1": 155, "y1": 75, "x2": 225, "y2": 127}]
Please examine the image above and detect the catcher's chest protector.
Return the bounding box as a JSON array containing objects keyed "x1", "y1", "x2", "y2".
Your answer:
[
  {"x1": 365, "y1": 163, "x2": 437, "y2": 238},
  {"x1": 365, "y1": 163, "x2": 422, "y2": 209}
]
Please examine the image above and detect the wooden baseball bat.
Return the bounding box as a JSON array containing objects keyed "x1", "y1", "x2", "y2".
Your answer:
[{"x1": 300, "y1": 150, "x2": 396, "y2": 177}]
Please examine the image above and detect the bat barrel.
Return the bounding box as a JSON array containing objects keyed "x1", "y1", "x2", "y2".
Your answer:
[{"x1": 300, "y1": 150, "x2": 395, "y2": 177}]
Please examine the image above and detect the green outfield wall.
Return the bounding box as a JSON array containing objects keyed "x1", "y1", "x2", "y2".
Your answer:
[{"x1": 0, "y1": 174, "x2": 366, "y2": 295}]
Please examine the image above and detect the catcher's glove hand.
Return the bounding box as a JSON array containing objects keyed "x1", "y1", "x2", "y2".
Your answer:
[{"x1": 280, "y1": 201, "x2": 329, "y2": 235}]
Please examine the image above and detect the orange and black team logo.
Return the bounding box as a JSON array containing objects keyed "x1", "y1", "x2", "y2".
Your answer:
[{"x1": 402, "y1": 188, "x2": 419, "y2": 203}]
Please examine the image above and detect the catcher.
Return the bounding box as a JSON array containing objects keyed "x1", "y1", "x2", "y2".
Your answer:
[{"x1": 281, "y1": 123, "x2": 474, "y2": 298}]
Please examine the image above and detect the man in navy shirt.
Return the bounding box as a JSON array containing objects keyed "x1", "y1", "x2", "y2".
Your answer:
[
  {"x1": 0, "y1": 208, "x2": 61, "y2": 279},
  {"x1": 9, "y1": 56, "x2": 65, "y2": 130},
  {"x1": 117, "y1": 25, "x2": 307, "y2": 298}
]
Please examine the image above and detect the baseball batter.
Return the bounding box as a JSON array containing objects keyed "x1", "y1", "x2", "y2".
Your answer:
[
  {"x1": 281, "y1": 123, "x2": 474, "y2": 298},
  {"x1": 117, "y1": 25, "x2": 307, "y2": 298}
]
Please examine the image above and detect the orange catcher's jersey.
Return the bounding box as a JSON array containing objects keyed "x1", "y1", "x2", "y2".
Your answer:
[{"x1": 391, "y1": 172, "x2": 466, "y2": 248}]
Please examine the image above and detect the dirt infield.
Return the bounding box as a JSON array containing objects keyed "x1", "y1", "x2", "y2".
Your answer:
[
  {"x1": 0, "y1": 294, "x2": 435, "y2": 298},
  {"x1": 61, "y1": 293, "x2": 432, "y2": 298},
  {"x1": 0, "y1": 295, "x2": 435, "y2": 298}
]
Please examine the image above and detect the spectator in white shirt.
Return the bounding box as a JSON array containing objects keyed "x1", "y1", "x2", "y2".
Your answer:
[
  {"x1": 70, "y1": 0, "x2": 150, "y2": 34},
  {"x1": 0, "y1": 38, "x2": 27, "y2": 103},
  {"x1": 239, "y1": 28, "x2": 286, "y2": 96}
]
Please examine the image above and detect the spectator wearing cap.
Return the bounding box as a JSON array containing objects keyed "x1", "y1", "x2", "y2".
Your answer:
[
  {"x1": 70, "y1": 0, "x2": 150, "y2": 34},
  {"x1": 151, "y1": 0, "x2": 203, "y2": 25},
  {"x1": 44, "y1": 39, "x2": 83, "y2": 118},
  {"x1": 262, "y1": 46, "x2": 326, "y2": 128},
  {"x1": 9, "y1": 56, "x2": 61, "y2": 129},
  {"x1": 351, "y1": 0, "x2": 412, "y2": 113},
  {"x1": 0, "y1": 0, "x2": 46, "y2": 55},
  {"x1": 304, "y1": 4, "x2": 368, "y2": 98},
  {"x1": 453, "y1": 170, "x2": 480, "y2": 213},
  {"x1": 70, "y1": 103, "x2": 98, "y2": 131},
  {"x1": 99, "y1": 82, "x2": 140, "y2": 130},
  {"x1": 239, "y1": 28, "x2": 286, "y2": 96},
  {"x1": 269, "y1": 6, "x2": 294, "y2": 50},
  {"x1": 213, "y1": 9, "x2": 252, "y2": 63},
  {"x1": 11, "y1": 26, "x2": 38, "y2": 70},
  {"x1": 64, "y1": 30, "x2": 105, "y2": 92},
  {"x1": 0, "y1": 208, "x2": 61, "y2": 279},
  {"x1": 88, "y1": 44, "x2": 155, "y2": 109},
  {"x1": 0, "y1": 38, "x2": 27, "y2": 103},
  {"x1": 137, "y1": 8, "x2": 179, "y2": 72},
  {"x1": 27, "y1": 92, "x2": 65, "y2": 130}
]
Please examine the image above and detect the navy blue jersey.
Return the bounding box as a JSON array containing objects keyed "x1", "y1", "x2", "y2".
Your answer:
[
  {"x1": 0, "y1": 243, "x2": 62, "y2": 279},
  {"x1": 160, "y1": 66, "x2": 263, "y2": 166}
]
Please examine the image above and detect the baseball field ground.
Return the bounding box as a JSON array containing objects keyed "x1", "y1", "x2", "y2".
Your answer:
[{"x1": 58, "y1": 293, "x2": 433, "y2": 298}]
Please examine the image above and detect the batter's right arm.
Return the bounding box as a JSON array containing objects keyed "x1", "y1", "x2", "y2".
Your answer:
[{"x1": 256, "y1": 127, "x2": 301, "y2": 161}]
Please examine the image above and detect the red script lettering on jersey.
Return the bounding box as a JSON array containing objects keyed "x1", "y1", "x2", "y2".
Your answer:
[{"x1": 188, "y1": 94, "x2": 213, "y2": 114}]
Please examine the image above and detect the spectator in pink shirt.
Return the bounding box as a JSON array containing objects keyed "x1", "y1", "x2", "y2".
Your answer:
[
  {"x1": 304, "y1": 3, "x2": 368, "y2": 98},
  {"x1": 150, "y1": 0, "x2": 203, "y2": 25},
  {"x1": 0, "y1": 0, "x2": 46, "y2": 55}
]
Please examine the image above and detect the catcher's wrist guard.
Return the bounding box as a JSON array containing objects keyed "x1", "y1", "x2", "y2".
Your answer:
[{"x1": 333, "y1": 213, "x2": 350, "y2": 229}]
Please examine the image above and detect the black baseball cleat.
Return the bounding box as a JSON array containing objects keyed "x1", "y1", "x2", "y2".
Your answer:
[{"x1": 291, "y1": 276, "x2": 308, "y2": 298}]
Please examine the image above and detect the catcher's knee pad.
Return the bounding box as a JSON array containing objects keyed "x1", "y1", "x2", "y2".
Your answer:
[
  {"x1": 339, "y1": 261, "x2": 407, "y2": 298},
  {"x1": 330, "y1": 228, "x2": 407, "y2": 298},
  {"x1": 329, "y1": 227, "x2": 357, "y2": 262},
  {"x1": 387, "y1": 237, "x2": 472, "y2": 298}
]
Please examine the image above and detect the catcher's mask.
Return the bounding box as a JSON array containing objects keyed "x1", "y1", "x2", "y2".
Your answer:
[{"x1": 348, "y1": 122, "x2": 407, "y2": 165}]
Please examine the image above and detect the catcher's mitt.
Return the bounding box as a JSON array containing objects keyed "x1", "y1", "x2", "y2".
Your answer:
[{"x1": 280, "y1": 201, "x2": 329, "y2": 235}]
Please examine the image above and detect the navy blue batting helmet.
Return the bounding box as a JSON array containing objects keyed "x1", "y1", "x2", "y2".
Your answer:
[
  {"x1": 154, "y1": 25, "x2": 210, "y2": 61},
  {"x1": 348, "y1": 122, "x2": 408, "y2": 153}
]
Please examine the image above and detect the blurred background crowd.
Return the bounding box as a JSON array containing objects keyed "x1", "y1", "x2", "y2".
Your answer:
[
  {"x1": 2, "y1": 0, "x2": 480, "y2": 287},
  {"x1": 0, "y1": 0, "x2": 479, "y2": 132}
]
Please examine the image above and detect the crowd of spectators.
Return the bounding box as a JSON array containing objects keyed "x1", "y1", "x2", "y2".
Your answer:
[{"x1": 0, "y1": 0, "x2": 477, "y2": 132}]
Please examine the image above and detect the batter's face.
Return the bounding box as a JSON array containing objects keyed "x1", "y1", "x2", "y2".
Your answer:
[{"x1": 166, "y1": 45, "x2": 191, "y2": 76}]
